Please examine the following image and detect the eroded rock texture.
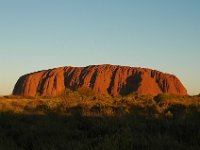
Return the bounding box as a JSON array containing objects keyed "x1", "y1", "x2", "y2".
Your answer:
[{"x1": 13, "y1": 65, "x2": 187, "y2": 96}]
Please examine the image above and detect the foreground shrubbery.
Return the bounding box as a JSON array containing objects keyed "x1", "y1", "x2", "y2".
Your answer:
[
  {"x1": 0, "y1": 91, "x2": 200, "y2": 149},
  {"x1": 0, "y1": 112, "x2": 200, "y2": 150}
]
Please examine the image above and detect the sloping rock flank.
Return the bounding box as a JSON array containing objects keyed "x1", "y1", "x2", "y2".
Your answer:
[{"x1": 13, "y1": 65, "x2": 187, "y2": 96}]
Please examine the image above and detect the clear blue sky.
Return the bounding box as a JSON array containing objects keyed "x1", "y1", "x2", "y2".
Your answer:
[{"x1": 0, "y1": 0, "x2": 199, "y2": 95}]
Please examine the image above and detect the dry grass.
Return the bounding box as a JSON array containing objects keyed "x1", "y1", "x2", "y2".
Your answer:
[
  {"x1": 0, "y1": 92, "x2": 200, "y2": 149},
  {"x1": 0, "y1": 93, "x2": 200, "y2": 117}
]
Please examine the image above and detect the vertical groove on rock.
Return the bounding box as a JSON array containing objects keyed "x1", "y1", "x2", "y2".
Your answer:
[
  {"x1": 107, "y1": 67, "x2": 118, "y2": 95},
  {"x1": 64, "y1": 67, "x2": 76, "y2": 90},
  {"x1": 38, "y1": 71, "x2": 51, "y2": 96},
  {"x1": 89, "y1": 68, "x2": 98, "y2": 89},
  {"x1": 79, "y1": 66, "x2": 90, "y2": 87}
]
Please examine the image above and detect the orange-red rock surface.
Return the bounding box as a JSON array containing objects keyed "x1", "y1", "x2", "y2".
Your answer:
[{"x1": 13, "y1": 64, "x2": 187, "y2": 96}]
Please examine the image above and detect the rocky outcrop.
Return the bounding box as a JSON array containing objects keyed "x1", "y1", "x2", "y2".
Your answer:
[{"x1": 13, "y1": 64, "x2": 187, "y2": 96}]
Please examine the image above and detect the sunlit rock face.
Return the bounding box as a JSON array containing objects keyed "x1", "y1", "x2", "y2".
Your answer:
[{"x1": 13, "y1": 64, "x2": 187, "y2": 97}]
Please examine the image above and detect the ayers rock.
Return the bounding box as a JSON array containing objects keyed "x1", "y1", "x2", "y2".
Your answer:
[{"x1": 13, "y1": 64, "x2": 187, "y2": 97}]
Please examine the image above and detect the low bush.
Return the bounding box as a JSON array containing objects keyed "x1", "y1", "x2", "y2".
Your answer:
[
  {"x1": 154, "y1": 93, "x2": 175, "y2": 103},
  {"x1": 77, "y1": 87, "x2": 96, "y2": 100}
]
